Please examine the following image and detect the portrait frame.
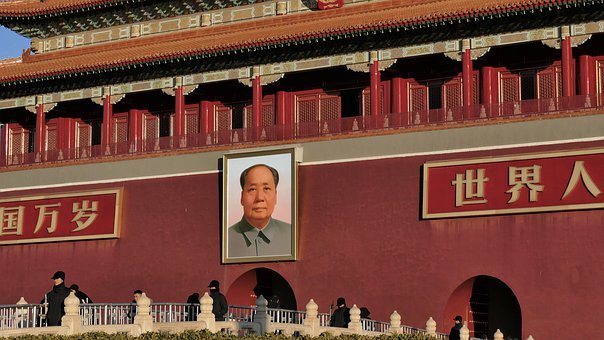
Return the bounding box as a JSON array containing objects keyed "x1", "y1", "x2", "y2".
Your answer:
[{"x1": 222, "y1": 147, "x2": 299, "y2": 263}]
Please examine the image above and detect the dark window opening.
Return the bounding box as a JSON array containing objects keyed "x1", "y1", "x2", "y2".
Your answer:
[
  {"x1": 521, "y1": 73, "x2": 536, "y2": 100},
  {"x1": 340, "y1": 89, "x2": 361, "y2": 117},
  {"x1": 232, "y1": 104, "x2": 245, "y2": 129},
  {"x1": 159, "y1": 113, "x2": 171, "y2": 137},
  {"x1": 91, "y1": 121, "x2": 102, "y2": 145},
  {"x1": 428, "y1": 83, "x2": 443, "y2": 109},
  {"x1": 27, "y1": 128, "x2": 35, "y2": 153}
]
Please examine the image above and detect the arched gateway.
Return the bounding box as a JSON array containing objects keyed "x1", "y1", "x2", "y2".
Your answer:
[
  {"x1": 226, "y1": 268, "x2": 297, "y2": 311},
  {"x1": 445, "y1": 276, "x2": 522, "y2": 339}
]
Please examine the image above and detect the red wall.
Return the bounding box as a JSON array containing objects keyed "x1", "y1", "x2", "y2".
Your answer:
[{"x1": 1, "y1": 140, "x2": 604, "y2": 339}]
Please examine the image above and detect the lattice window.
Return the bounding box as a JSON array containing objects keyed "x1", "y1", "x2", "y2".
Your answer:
[
  {"x1": 361, "y1": 87, "x2": 387, "y2": 115},
  {"x1": 262, "y1": 99, "x2": 275, "y2": 127},
  {"x1": 557, "y1": 68, "x2": 563, "y2": 98},
  {"x1": 9, "y1": 127, "x2": 24, "y2": 156},
  {"x1": 599, "y1": 62, "x2": 604, "y2": 94},
  {"x1": 409, "y1": 85, "x2": 427, "y2": 112},
  {"x1": 215, "y1": 104, "x2": 231, "y2": 131},
  {"x1": 319, "y1": 94, "x2": 341, "y2": 121},
  {"x1": 46, "y1": 124, "x2": 58, "y2": 151},
  {"x1": 113, "y1": 116, "x2": 128, "y2": 143},
  {"x1": 444, "y1": 78, "x2": 462, "y2": 108},
  {"x1": 243, "y1": 104, "x2": 253, "y2": 129},
  {"x1": 77, "y1": 122, "x2": 91, "y2": 148},
  {"x1": 538, "y1": 72, "x2": 555, "y2": 99},
  {"x1": 184, "y1": 107, "x2": 199, "y2": 135},
  {"x1": 143, "y1": 114, "x2": 159, "y2": 140},
  {"x1": 500, "y1": 74, "x2": 519, "y2": 103},
  {"x1": 296, "y1": 94, "x2": 319, "y2": 123}
]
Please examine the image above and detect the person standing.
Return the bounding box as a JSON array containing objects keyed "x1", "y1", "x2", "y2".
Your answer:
[
  {"x1": 329, "y1": 297, "x2": 350, "y2": 328},
  {"x1": 449, "y1": 315, "x2": 463, "y2": 340},
  {"x1": 45, "y1": 271, "x2": 71, "y2": 326},
  {"x1": 69, "y1": 284, "x2": 93, "y2": 303},
  {"x1": 186, "y1": 292, "x2": 200, "y2": 321},
  {"x1": 208, "y1": 280, "x2": 228, "y2": 321}
]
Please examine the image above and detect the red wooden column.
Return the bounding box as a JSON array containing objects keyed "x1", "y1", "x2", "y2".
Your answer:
[
  {"x1": 174, "y1": 84, "x2": 185, "y2": 146},
  {"x1": 34, "y1": 99, "x2": 45, "y2": 161},
  {"x1": 462, "y1": 39, "x2": 473, "y2": 116},
  {"x1": 370, "y1": 52, "x2": 380, "y2": 126},
  {"x1": 128, "y1": 109, "x2": 141, "y2": 152},
  {"x1": 101, "y1": 91, "x2": 113, "y2": 153},
  {"x1": 200, "y1": 100, "x2": 213, "y2": 145},
  {"x1": 578, "y1": 55, "x2": 596, "y2": 100},
  {"x1": 481, "y1": 66, "x2": 495, "y2": 117},
  {"x1": 252, "y1": 66, "x2": 262, "y2": 140},
  {"x1": 276, "y1": 91, "x2": 290, "y2": 139},
  {"x1": 391, "y1": 77, "x2": 408, "y2": 125},
  {"x1": 561, "y1": 27, "x2": 574, "y2": 97}
]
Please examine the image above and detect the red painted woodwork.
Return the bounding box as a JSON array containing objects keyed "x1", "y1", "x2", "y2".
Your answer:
[
  {"x1": 370, "y1": 60, "x2": 380, "y2": 121},
  {"x1": 391, "y1": 77, "x2": 407, "y2": 117},
  {"x1": 102, "y1": 95, "x2": 112, "y2": 148},
  {"x1": 0, "y1": 125, "x2": 6, "y2": 165},
  {"x1": 578, "y1": 55, "x2": 596, "y2": 96},
  {"x1": 174, "y1": 86, "x2": 185, "y2": 138},
  {"x1": 34, "y1": 104, "x2": 45, "y2": 157},
  {"x1": 253, "y1": 76, "x2": 262, "y2": 139},
  {"x1": 561, "y1": 36, "x2": 573, "y2": 97},
  {"x1": 200, "y1": 100, "x2": 213, "y2": 141},
  {"x1": 462, "y1": 49, "x2": 473, "y2": 107},
  {"x1": 2, "y1": 140, "x2": 604, "y2": 340}
]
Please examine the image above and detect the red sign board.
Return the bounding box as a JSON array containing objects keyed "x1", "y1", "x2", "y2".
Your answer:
[
  {"x1": 422, "y1": 149, "x2": 604, "y2": 218},
  {"x1": 0, "y1": 189, "x2": 122, "y2": 245}
]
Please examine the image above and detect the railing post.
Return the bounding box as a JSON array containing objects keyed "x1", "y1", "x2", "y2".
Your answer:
[
  {"x1": 134, "y1": 293, "x2": 153, "y2": 334},
  {"x1": 347, "y1": 304, "x2": 362, "y2": 333},
  {"x1": 494, "y1": 328, "x2": 504, "y2": 340},
  {"x1": 389, "y1": 311, "x2": 401, "y2": 334},
  {"x1": 16, "y1": 297, "x2": 28, "y2": 328},
  {"x1": 60, "y1": 292, "x2": 81, "y2": 335},
  {"x1": 460, "y1": 321, "x2": 469, "y2": 340},
  {"x1": 303, "y1": 299, "x2": 320, "y2": 337},
  {"x1": 197, "y1": 292, "x2": 216, "y2": 332},
  {"x1": 254, "y1": 295, "x2": 269, "y2": 334},
  {"x1": 526, "y1": 335, "x2": 535, "y2": 340},
  {"x1": 426, "y1": 316, "x2": 436, "y2": 336}
]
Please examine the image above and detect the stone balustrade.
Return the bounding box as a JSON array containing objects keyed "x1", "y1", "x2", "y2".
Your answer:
[{"x1": 0, "y1": 294, "x2": 534, "y2": 339}]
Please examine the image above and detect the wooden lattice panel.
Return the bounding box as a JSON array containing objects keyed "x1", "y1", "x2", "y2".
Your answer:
[
  {"x1": 9, "y1": 127, "x2": 24, "y2": 156},
  {"x1": 500, "y1": 74, "x2": 519, "y2": 103},
  {"x1": 184, "y1": 107, "x2": 199, "y2": 135},
  {"x1": 77, "y1": 122, "x2": 91, "y2": 148},
  {"x1": 473, "y1": 74, "x2": 479, "y2": 104},
  {"x1": 362, "y1": 89, "x2": 371, "y2": 116},
  {"x1": 244, "y1": 104, "x2": 253, "y2": 129},
  {"x1": 319, "y1": 94, "x2": 341, "y2": 121},
  {"x1": 46, "y1": 125, "x2": 58, "y2": 151},
  {"x1": 444, "y1": 78, "x2": 462, "y2": 108},
  {"x1": 296, "y1": 94, "x2": 319, "y2": 123},
  {"x1": 215, "y1": 104, "x2": 231, "y2": 131},
  {"x1": 538, "y1": 72, "x2": 555, "y2": 99},
  {"x1": 262, "y1": 99, "x2": 275, "y2": 127},
  {"x1": 113, "y1": 116, "x2": 128, "y2": 143},
  {"x1": 143, "y1": 114, "x2": 159, "y2": 140},
  {"x1": 409, "y1": 85, "x2": 427, "y2": 112}
]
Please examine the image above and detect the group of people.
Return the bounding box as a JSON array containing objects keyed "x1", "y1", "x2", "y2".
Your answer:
[
  {"x1": 42, "y1": 271, "x2": 229, "y2": 326},
  {"x1": 328, "y1": 297, "x2": 371, "y2": 328}
]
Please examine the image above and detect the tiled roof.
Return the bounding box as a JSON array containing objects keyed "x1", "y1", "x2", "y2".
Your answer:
[
  {"x1": 0, "y1": 0, "x2": 588, "y2": 84},
  {"x1": 0, "y1": 0, "x2": 122, "y2": 17}
]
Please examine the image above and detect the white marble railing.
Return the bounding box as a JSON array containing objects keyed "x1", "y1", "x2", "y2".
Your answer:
[{"x1": 0, "y1": 293, "x2": 533, "y2": 339}]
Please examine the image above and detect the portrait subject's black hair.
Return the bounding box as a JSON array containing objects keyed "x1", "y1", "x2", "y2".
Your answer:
[{"x1": 239, "y1": 164, "x2": 279, "y2": 189}]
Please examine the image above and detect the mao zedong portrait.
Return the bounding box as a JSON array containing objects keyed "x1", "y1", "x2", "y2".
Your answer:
[{"x1": 228, "y1": 164, "x2": 291, "y2": 258}]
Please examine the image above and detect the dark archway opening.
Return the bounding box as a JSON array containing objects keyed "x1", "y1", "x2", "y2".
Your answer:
[
  {"x1": 227, "y1": 268, "x2": 297, "y2": 311},
  {"x1": 445, "y1": 275, "x2": 521, "y2": 339}
]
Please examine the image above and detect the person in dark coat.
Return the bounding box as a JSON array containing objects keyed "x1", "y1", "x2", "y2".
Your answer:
[
  {"x1": 449, "y1": 315, "x2": 463, "y2": 340},
  {"x1": 45, "y1": 271, "x2": 71, "y2": 326},
  {"x1": 127, "y1": 290, "x2": 143, "y2": 323},
  {"x1": 329, "y1": 297, "x2": 350, "y2": 328},
  {"x1": 186, "y1": 292, "x2": 200, "y2": 321},
  {"x1": 69, "y1": 284, "x2": 93, "y2": 303},
  {"x1": 208, "y1": 280, "x2": 228, "y2": 321}
]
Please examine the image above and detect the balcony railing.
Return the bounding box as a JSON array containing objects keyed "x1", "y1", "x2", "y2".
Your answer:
[{"x1": 3, "y1": 94, "x2": 601, "y2": 168}]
